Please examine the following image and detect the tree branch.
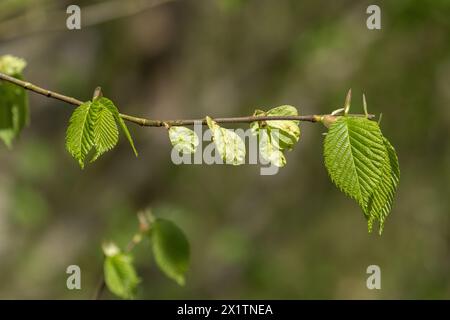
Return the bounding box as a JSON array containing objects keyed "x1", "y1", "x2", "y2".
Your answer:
[{"x1": 0, "y1": 72, "x2": 375, "y2": 127}]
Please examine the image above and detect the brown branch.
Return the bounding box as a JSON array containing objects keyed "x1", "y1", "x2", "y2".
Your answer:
[{"x1": 0, "y1": 72, "x2": 375, "y2": 127}]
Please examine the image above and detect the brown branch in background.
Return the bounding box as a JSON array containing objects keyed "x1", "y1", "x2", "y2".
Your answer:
[
  {"x1": 0, "y1": 0, "x2": 178, "y2": 42},
  {"x1": 0, "y1": 72, "x2": 375, "y2": 128}
]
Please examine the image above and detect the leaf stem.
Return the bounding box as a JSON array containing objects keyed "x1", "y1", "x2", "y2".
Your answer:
[{"x1": 0, "y1": 72, "x2": 375, "y2": 127}]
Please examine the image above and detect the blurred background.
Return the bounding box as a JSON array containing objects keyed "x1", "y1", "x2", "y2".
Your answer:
[{"x1": 0, "y1": 0, "x2": 449, "y2": 299}]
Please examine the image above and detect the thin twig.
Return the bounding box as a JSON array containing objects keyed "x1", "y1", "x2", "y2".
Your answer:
[
  {"x1": 0, "y1": 72, "x2": 375, "y2": 128},
  {"x1": 93, "y1": 272, "x2": 107, "y2": 300}
]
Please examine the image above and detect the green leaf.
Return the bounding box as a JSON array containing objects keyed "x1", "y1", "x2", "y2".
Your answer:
[
  {"x1": 65, "y1": 101, "x2": 96, "y2": 168},
  {"x1": 97, "y1": 97, "x2": 138, "y2": 157},
  {"x1": 117, "y1": 116, "x2": 138, "y2": 157},
  {"x1": 103, "y1": 242, "x2": 140, "y2": 299},
  {"x1": 91, "y1": 99, "x2": 119, "y2": 162},
  {"x1": 365, "y1": 136, "x2": 400, "y2": 234},
  {"x1": 0, "y1": 55, "x2": 28, "y2": 147},
  {"x1": 206, "y1": 116, "x2": 246, "y2": 165},
  {"x1": 324, "y1": 116, "x2": 387, "y2": 211},
  {"x1": 168, "y1": 126, "x2": 199, "y2": 154},
  {"x1": 151, "y1": 218, "x2": 190, "y2": 286},
  {"x1": 65, "y1": 97, "x2": 138, "y2": 168}
]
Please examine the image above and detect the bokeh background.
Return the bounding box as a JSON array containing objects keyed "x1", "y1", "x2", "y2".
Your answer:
[{"x1": 0, "y1": 0, "x2": 449, "y2": 299}]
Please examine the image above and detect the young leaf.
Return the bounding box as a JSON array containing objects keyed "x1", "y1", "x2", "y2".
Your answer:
[
  {"x1": 97, "y1": 97, "x2": 138, "y2": 157},
  {"x1": 249, "y1": 105, "x2": 300, "y2": 167},
  {"x1": 168, "y1": 126, "x2": 199, "y2": 154},
  {"x1": 91, "y1": 99, "x2": 119, "y2": 162},
  {"x1": 323, "y1": 116, "x2": 386, "y2": 211},
  {"x1": 266, "y1": 105, "x2": 298, "y2": 117},
  {"x1": 250, "y1": 109, "x2": 265, "y2": 134},
  {"x1": 0, "y1": 55, "x2": 28, "y2": 147},
  {"x1": 65, "y1": 97, "x2": 138, "y2": 168},
  {"x1": 103, "y1": 242, "x2": 140, "y2": 299},
  {"x1": 206, "y1": 116, "x2": 246, "y2": 165},
  {"x1": 65, "y1": 101, "x2": 96, "y2": 168},
  {"x1": 151, "y1": 218, "x2": 190, "y2": 286},
  {"x1": 251, "y1": 105, "x2": 300, "y2": 151},
  {"x1": 266, "y1": 105, "x2": 300, "y2": 150},
  {"x1": 0, "y1": 55, "x2": 27, "y2": 75},
  {"x1": 366, "y1": 136, "x2": 400, "y2": 234},
  {"x1": 117, "y1": 116, "x2": 138, "y2": 157},
  {"x1": 259, "y1": 128, "x2": 286, "y2": 167}
]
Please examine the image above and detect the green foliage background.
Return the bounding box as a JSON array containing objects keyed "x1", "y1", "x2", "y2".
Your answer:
[{"x1": 0, "y1": 0, "x2": 449, "y2": 299}]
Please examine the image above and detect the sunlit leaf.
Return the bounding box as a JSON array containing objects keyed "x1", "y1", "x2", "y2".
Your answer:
[
  {"x1": 324, "y1": 116, "x2": 401, "y2": 232},
  {"x1": 259, "y1": 129, "x2": 286, "y2": 167},
  {"x1": 91, "y1": 99, "x2": 119, "y2": 162},
  {"x1": 168, "y1": 126, "x2": 199, "y2": 154},
  {"x1": 65, "y1": 97, "x2": 137, "y2": 168},
  {"x1": 365, "y1": 136, "x2": 400, "y2": 234},
  {"x1": 65, "y1": 101, "x2": 96, "y2": 168},
  {"x1": 206, "y1": 116, "x2": 246, "y2": 165},
  {"x1": 98, "y1": 97, "x2": 138, "y2": 157}
]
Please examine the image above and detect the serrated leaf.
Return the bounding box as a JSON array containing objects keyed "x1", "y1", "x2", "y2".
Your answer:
[
  {"x1": 168, "y1": 126, "x2": 199, "y2": 154},
  {"x1": 259, "y1": 128, "x2": 286, "y2": 167},
  {"x1": 151, "y1": 218, "x2": 190, "y2": 286},
  {"x1": 91, "y1": 99, "x2": 119, "y2": 162},
  {"x1": 66, "y1": 97, "x2": 138, "y2": 168},
  {"x1": 206, "y1": 116, "x2": 246, "y2": 165},
  {"x1": 366, "y1": 136, "x2": 400, "y2": 234},
  {"x1": 324, "y1": 117, "x2": 387, "y2": 211},
  {"x1": 103, "y1": 243, "x2": 140, "y2": 299},
  {"x1": 65, "y1": 101, "x2": 95, "y2": 168},
  {"x1": 0, "y1": 55, "x2": 28, "y2": 147},
  {"x1": 97, "y1": 97, "x2": 138, "y2": 157}
]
